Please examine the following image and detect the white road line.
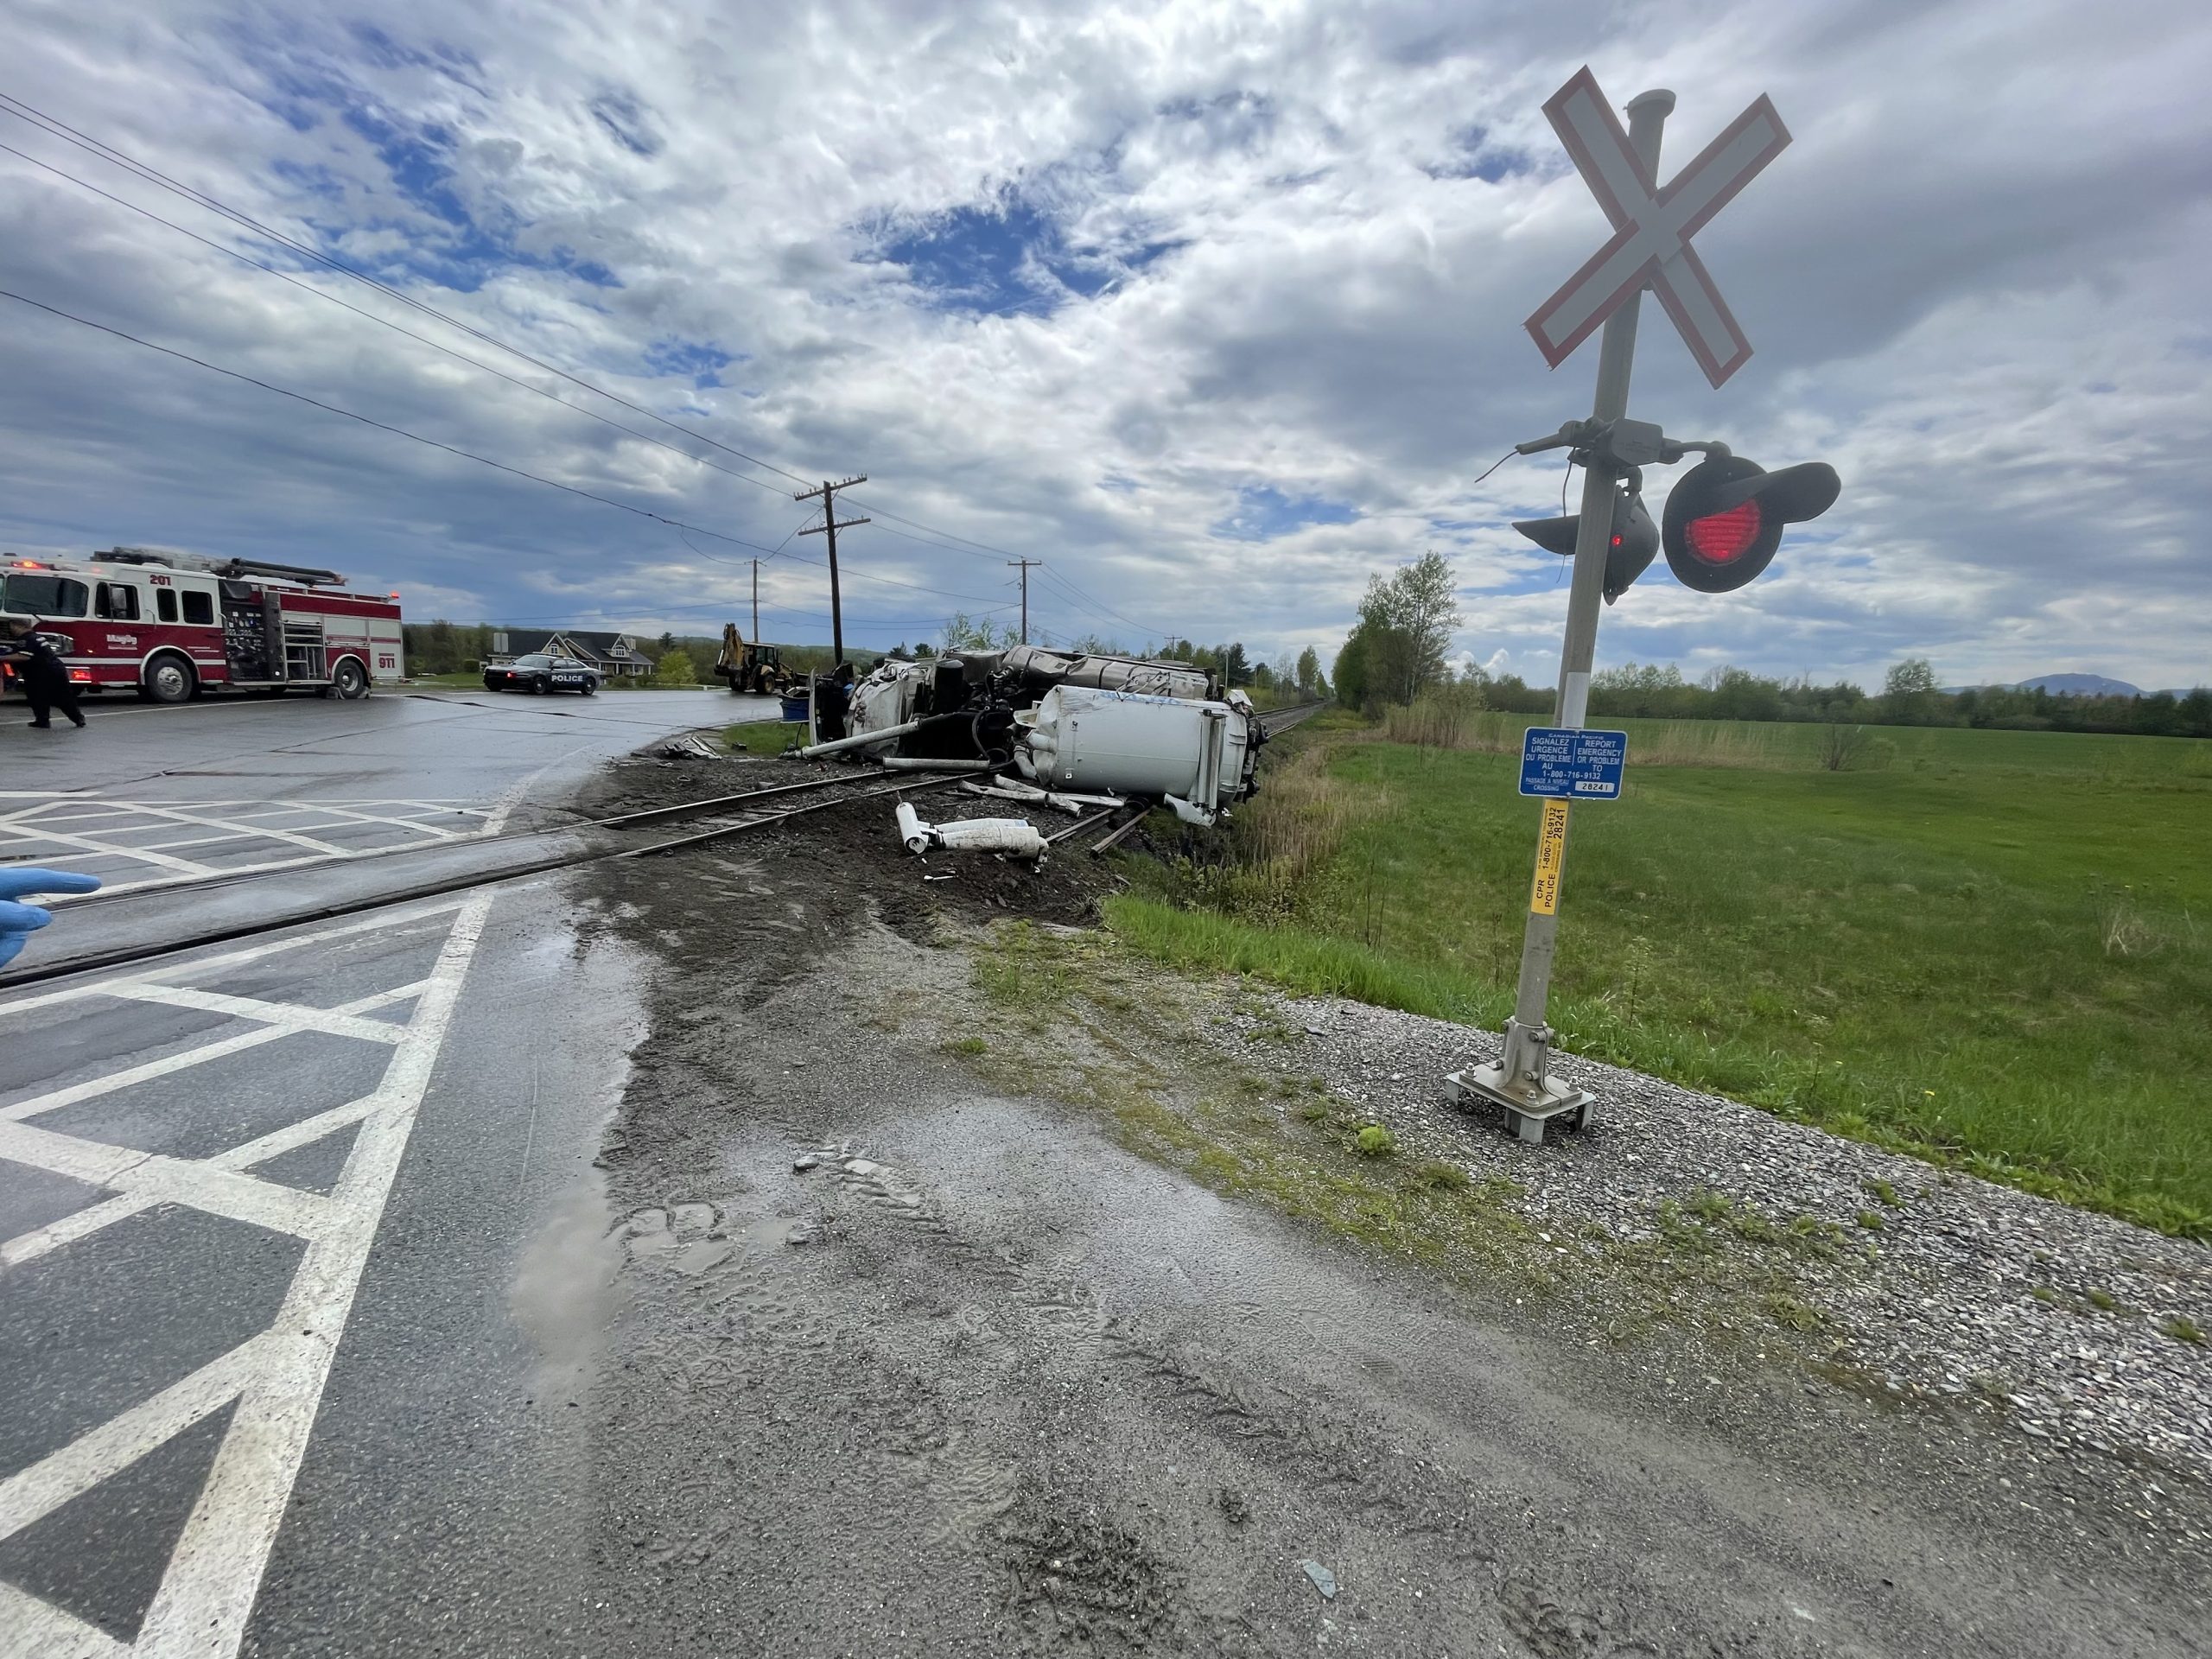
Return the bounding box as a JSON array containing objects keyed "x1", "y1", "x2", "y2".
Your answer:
[
  {"x1": 229, "y1": 802, "x2": 464, "y2": 839},
  {"x1": 0, "y1": 820, "x2": 213, "y2": 875},
  {"x1": 0, "y1": 1122, "x2": 334, "y2": 1241},
  {"x1": 0, "y1": 907, "x2": 458, "y2": 1018},
  {"x1": 102, "y1": 985, "x2": 408, "y2": 1046},
  {"x1": 132, "y1": 889, "x2": 496, "y2": 1657},
  {"x1": 0, "y1": 981, "x2": 427, "y2": 1124},
  {"x1": 1, "y1": 1095, "x2": 387, "y2": 1271},
  {"x1": 103, "y1": 803, "x2": 353, "y2": 860},
  {"x1": 0, "y1": 1576, "x2": 130, "y2": 1656},
  {"x1": 0, "y1": 1336, "x2": 272, "y2": 1543}
]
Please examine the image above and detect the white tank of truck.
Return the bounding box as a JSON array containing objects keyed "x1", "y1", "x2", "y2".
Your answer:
[{"x1": 1015, "y1": 687, "x2": 1256, "y2": 810}]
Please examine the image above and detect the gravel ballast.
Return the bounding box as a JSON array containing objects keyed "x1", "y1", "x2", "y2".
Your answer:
[{"x1": 1193, "y1": 987, "x2": 2212, "y2": 1490}]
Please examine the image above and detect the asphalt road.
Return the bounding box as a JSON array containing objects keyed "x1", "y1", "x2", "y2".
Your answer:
[
  {"x1": 6, "y1": 683, "x2": 755, "y2": 806},
  {"x1": 0, "y1": 687, "x2": 760, "y2": 1657}
]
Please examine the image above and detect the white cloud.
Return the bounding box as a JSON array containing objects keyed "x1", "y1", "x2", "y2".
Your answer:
[{"x1": 0, "y1": 0, "x2": 2207, "y2": 690}]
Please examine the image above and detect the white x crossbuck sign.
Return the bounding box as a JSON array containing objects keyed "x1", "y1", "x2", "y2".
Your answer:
[{"x1": 1525, "y1": 67, "x2": 1790, "y2": 389}]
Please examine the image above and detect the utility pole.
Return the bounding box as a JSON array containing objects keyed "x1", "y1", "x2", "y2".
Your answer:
[
  {"x1": 793, "y1": 475, "x2": 868, "y2": 664},
  {"x1": 1448, "y1": 87, "x2": 1675, "y2": 1143},
  {"x1": 1007, "y1": 558, "x2": 1042, "y2": 644},
  {"x1": 750, "y1": 557, "x2": 759, "y2": 645}
]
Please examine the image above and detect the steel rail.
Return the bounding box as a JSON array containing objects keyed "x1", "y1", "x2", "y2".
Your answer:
[{"x1": 0, "y1": 771, "x2": 980, "y2": 990}]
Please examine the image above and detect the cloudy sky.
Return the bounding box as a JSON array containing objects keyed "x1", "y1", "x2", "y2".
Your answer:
[{"x1": 2, "y1": 0, "x2": 2207, "y2": 690}]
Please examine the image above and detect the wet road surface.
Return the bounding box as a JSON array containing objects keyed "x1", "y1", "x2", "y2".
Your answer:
[{"x1": 0, "y1": 689, "x2": 746, "y2": 1655}]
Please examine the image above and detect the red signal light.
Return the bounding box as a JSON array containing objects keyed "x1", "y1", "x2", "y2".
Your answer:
[{"x1": 1686, "y1": 499, "x2": 1764, "y2": 563}]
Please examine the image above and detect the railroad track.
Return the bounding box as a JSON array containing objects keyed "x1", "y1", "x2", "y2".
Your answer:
[
  {"x1": 0, "y1": 766, "x2": 988, "y2": 989},
  {"x1": 9, "y1": 701, "x2": 1336, "y2": 988},
  {"x1": 1256, "y1": 699, "x2": 1332, "y2": 736}
]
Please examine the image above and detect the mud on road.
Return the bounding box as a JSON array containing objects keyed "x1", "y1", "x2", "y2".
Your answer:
[{"x1": 550, "y1": 752, "x2": 2207, "y2": 1657}]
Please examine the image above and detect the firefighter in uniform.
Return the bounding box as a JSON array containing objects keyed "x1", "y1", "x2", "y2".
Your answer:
[{"x1": 3, "y1": 617, "x2": 86, "y2": 729}]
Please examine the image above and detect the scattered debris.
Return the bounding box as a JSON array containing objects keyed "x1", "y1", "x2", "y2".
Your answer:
[
  {"x1": 1217, "y1": 1488, "x2": 1250, "y2": 1527},
  {"x1": 792, "y1": 1153, "x2": 821, "y2": 1173},
  {"x1": 894, "y1": 804, "x2": 1046, "y2": 861},
  {"x1": 959, "y1": 779, "x2": 1126, "y2": 815},
  {"x1": 658, "y1": 734, "x2": 720, "y2": 760},
  {"x1": 1300, "y1": 1560, "x2": 1338, "y2": 1600}
]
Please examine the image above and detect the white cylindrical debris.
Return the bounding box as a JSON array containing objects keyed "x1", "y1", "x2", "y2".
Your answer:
[
  {"x1": 800, "y1": 718, "x2": 922, "y2": 760},
  {"x1": 895, "y1": 801, "x2": 930, "y2": 854},
  {"x1": 893, "y1": 804, "x2": 1046, "y2": 860},
  {"x1": 932, "y1": 817, "x2": 1046, "y2": 858}
]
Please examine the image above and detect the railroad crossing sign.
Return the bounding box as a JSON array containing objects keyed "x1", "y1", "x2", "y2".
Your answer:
[{"x1": 1525, "y1": 67, "x2": 1790, "y2": 388}]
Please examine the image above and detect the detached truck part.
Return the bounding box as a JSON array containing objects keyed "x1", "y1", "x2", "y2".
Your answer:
[{"x1": 1014, "y1": 688, "x2": 1257, "y2": 812}]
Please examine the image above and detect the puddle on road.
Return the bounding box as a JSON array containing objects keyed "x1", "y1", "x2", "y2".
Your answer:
[{"x1": 503, "y1": 891, "x2": 652, "y2": 1406}]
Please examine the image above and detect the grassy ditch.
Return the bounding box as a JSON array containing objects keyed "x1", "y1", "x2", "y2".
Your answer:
[
  {"x1": 726, "y1": 719, "x2": 805, "y2": 757},
  {"x1": 1113, "y1": 720, "x2": 2212, "y2": 1240}
]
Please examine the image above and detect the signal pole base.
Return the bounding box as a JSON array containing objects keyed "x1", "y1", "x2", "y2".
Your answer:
[
  {"x1": 1445, "y1": 1020, "x2": 1594, "y2": 1145},
  {"x1": 1446, "y1": 1065, "x2": 1594, "y2": 1144}
]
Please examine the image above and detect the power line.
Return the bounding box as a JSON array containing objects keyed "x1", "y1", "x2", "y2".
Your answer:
[
  {"x1": 673, "y1": 527, "x2": 1011, "y2": 607},
  {"x1": 0, "y1": 137, "x2": 802, "y2": 506},
  {"x1": 0, "y1": 285, "x2": 786, "y2": 553},
  {"x1": 0, "y1": 90, "x2": 813, "y2": 488},
  {"x1": 0, "y1": 92, "x2": 1183, "y2": 636}
]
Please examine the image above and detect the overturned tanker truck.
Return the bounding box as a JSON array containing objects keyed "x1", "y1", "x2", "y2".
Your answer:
[{"x1": 798, "y1": 644, "x2": 1264, "y2": 824}]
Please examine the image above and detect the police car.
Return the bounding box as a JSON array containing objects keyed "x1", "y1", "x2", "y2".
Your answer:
[{"x1": 482, "y1": 652, "x2": 600, "y2": 696}]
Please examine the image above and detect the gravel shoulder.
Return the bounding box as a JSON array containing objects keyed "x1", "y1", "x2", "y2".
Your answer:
[{"x1": 547, "y1": 747, "x2": 2210, "y2": 1655}]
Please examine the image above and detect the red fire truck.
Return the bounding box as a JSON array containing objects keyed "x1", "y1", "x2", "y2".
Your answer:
[{"x1": 1, "y1": 547, "x2": 404, "y2": 702}]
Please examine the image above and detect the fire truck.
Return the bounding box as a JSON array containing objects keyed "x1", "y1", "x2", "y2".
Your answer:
[{"x1": 1, "y1": 547, "x2": 404, "y2": 702}]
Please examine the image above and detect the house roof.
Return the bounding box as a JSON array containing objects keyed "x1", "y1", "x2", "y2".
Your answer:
[
  {"x1": 492, "y1": 627, "x2": 651, "y2": 664},
  {"x1": 556, "y1": 630, "x2": 651, "y2": 661}
]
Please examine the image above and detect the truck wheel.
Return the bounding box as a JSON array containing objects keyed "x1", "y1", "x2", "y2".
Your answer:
[
  {"x1": 142, "y1": 654, "x2": 195, "y2": 704},
  {"x1": 328, "y1": 658, "x2": 370, "y2": 699}
]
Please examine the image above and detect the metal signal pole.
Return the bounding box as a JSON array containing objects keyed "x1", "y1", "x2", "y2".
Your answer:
[
  {"x1": 1450, "y1": 87, "x2": 1674, "y2": 1143},
  {"x1": 794, "y1": 475, "x2": 868, "y2": 664},
  {"x1": 750, "y1": 557, "x2": 760, "y2": 645},
  {"x1": 1007, "y1": 558, "x2": 1041, "y2": 644}
]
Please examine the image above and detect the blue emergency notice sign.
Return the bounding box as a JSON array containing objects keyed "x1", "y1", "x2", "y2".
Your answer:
[{"x1": 1519, "y1": 727, "x2": 1628, "y2": 800}]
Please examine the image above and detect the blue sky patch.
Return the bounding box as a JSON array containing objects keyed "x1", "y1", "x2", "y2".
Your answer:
[
  {"x1": 1212, "y1": 486, "x2": 1359, "y2": 542},
  {"x1": 872, "y1": 189, "x2": 1176, "y2": 318},
  {"x1": 645, "y1": 338, "x2": 741, "y2": 389},
  {"x1": 1425, "y1": 124, "x2": 1535, "y2": 183}
]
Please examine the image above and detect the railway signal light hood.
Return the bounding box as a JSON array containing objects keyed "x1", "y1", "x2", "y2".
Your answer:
[
  {"x1": 1661, "y1": 456, "x2": 1840, "y2": 594},
  {"x1": 1511, "y1": 481, "x2": 1659, "y2": 604}
]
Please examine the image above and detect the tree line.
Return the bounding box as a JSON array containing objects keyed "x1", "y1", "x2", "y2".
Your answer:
[{"x1": 1323, "y1": 563, "x2": 2211, "y2": 738}]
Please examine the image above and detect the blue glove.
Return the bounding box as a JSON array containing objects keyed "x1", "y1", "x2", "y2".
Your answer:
[{"x1": 0, "y1": 868, "x2": 102, "y2": 967}]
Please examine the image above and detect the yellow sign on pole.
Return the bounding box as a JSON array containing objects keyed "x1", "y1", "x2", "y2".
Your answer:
[{"x1": 1529, "y1": 798, "x2": 1570, "y2": 917}]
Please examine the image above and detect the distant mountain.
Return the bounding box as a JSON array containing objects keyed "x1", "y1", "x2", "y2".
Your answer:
[
  {"x1": 1937, "y1": 673, "x2": 2156, "y2": 698},
  {"x1": 2015, "y1": 673, "x2": 2141, "y2": 697}
]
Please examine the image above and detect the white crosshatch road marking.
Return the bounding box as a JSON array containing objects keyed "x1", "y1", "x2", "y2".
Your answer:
[
  {"x1": 0, "y1": 894, "x2": 493, "y2": 1656},
  {"x1": 0, "y1": 795, "x2": 497, "y2": 899},
  {"x1": 1524, "y1": 65, "x2": 1790, "y2": 388}
]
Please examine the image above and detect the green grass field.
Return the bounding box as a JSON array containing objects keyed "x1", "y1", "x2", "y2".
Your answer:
[{"x1": 1110, "y1": 719, "x2": 2212, "y2": 1238}]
